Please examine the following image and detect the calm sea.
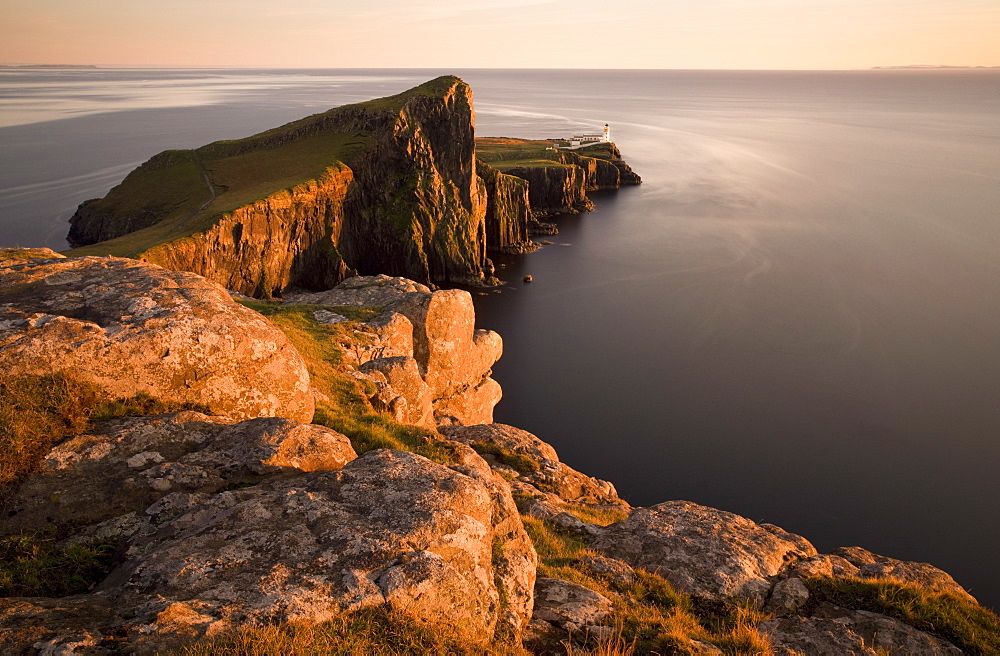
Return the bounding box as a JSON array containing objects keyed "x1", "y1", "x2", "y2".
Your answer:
[{"x1": 2, "y1": 68, "x2": 998, "y2": 609}]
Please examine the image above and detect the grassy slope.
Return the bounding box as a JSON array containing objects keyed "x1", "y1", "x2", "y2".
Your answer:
[
  {"x1": 67, "y1": 132, "x2": 370, "y2": 258},
  {"x1": 476, "y1": 137, "x2": 617, "y2": 170},
  {"x1": 66, "y1": 76, "x2": 462, "y2": 259},
  {"x1": 476, "y1": 137, "x2": 569, "y2": 169}
]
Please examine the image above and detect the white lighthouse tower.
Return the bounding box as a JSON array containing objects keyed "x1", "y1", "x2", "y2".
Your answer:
[{"x1": 603, "y1": 123, "x2": 611, "y2": 143}]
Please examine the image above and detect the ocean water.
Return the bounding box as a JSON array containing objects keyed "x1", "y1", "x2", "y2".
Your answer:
[{"x1": 1, "y1": 68, "x2": 998, "y2": 609}]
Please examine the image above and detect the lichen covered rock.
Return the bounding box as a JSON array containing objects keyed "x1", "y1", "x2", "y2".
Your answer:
[
  {"x1": 2, "y1": 411, "x2": 356, "y2": 539},
  {"x1": 0, "y1": 256, "x2": 313, "y2": 422},
  {"x1": 438, "y1": 423, "x2": 624, "y2": 505},
  {"x1": 591, "y1": 500, "x2": 816, "y2": 603}
]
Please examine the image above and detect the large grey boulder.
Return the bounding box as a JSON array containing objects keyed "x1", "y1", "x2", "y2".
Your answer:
[
  {"x1": 832, "y1": 546, "x2": 976, "y2": 601},
  {"x1": 0, "y1": 256, "x2": 313, "y2": 422},
  {"x1": 0, "y1": 443, "x2": 536, "y2": 652},
  {"x1": 2, "y1": 412, "x2": 357, "y2": 539},
  {"x1": 759, "y1": 616, "x2": 878, "y2": 655},
  {"x1": 761, "y1": 604, "x2": 963, "y2": 655},
  {"x1": 591, "y1": 501, "x2": 816, "y2": 603},
  {"x1": 524, "y1": 578, "x2": 614, "y2": 650}
]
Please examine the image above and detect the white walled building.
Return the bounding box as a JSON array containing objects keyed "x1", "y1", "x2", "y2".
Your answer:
[{"x1": 569, "y1": 123, "x2": 612, "y2": 146}]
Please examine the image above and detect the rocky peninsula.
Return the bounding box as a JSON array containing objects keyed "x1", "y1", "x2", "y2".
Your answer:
[
  {"x1": 1, "y1": 79, "x2": 997, "y2": 654},
  {"x1": 66, "y1": 76, "x2": 640, "y2": 297}
]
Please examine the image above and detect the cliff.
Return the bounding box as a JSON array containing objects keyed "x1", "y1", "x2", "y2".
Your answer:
[
  {"x1": 476, "y1": 137, "x2": 642, "y2": 218},
  {"x1": 2, "y1": 251, "x2": 996, "y2": 655},
  {"x1": 67, "y1": 77, "x2": 491, "y2": 295},
  {"x1": 476, "y1": 160, "x2": 536, "y2": 254},
  {"x1": 67, "y1": 80, "x2": 641, "y2": 296}
]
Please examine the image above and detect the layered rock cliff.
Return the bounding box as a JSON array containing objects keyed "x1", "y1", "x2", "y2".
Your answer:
[
  {"x1": 67, "y1": 79, "x2": 641, "y2": 296},
  {"x1": 476, "y1": 138, "x2": 641, "y2": 219},
  {"x1": 67, "y1": 77, "x2": 492, "y2": 295}
]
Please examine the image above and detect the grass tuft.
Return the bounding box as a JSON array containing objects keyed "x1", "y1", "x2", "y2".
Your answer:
[
  {"x1": 0, "y1": 532, "x2": 116, "y2": 597},
  {"x1": 173, "y1": 604, "x2": 526, "y2": 656},
  {"x1": 806, "y1": 575, "x2": 1000, "y2": 655},
  {"x1": 0, "y1": 373, "x2": 207, "y2": 488}
]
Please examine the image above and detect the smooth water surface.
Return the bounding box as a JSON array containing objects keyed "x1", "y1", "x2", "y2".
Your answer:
[{"x1": 1, "y1": 68, "x2": 998, "y2": 608}]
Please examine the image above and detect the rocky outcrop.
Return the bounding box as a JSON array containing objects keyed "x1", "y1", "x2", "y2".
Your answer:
[
  {"x1": 590, "y1": 500, "x2": 817, "y2": 604},
  {"x1": 502, "y1": 163, "x2": 593, "y2": 216},
  {"x1": 360, "y1": 356, "x2": 435, "y2": 428},
  {"x1": 141, "y1": 164, "x2": 355, "y2": 298},
  {"x1": 314, "y1": 276, "x2": 503, "y2": 426},
  {"x1": 524, "y1": 577, "x2": 614, "y2": 648},
  {"x1": 761, "y1": 605, "x2": 963, "y2": 655},
  {"x1": 438, "y1": 423, "x2": 625, "y2": 506},
  {"x1": 0, "y1": 247, "x2": 65, "y2": 266},
  {"x1": 0, "y1": 256, "x2": 313, "y2": 422},
  {"x1": 1, "y1": 420, "x2": 536, "y2": 652},
  {"x1": 831, "y1": 546, "x2": 976, "y2": 602},
  {"x1": 1, "y1": 411, "x2": 357, "y2": 539},
  {"x1": 477, "y1": 161, "x2": 537, "y2": 254},
  {"x1": 67, "y1": 77, "x2": 494, "y2": 294},
  {"x1": 286, "y1": 274, "x2": 430, "y2": 307},
  {"x1": 477, "y1": 139, "x2": 642, "y2": 222}
]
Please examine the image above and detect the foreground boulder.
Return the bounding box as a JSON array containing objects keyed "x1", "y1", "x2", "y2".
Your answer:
[
  {"x1": 760, "y1": 604, "x2": 963, "y2": 655},
  {"x1": 1, "y1": 417, "x2": 535, "y2": 652},
  {"x1": 831, "y1": 546, "x2": 976, "y2": 602},
  {"x1": 524, "y1": 577, "x2": 614, "y2": 649},
  {"x1": 1, "y1": 412, "x2": 357, "y2": 539},
  {"x1": 0, "y1": 256, "x2": 313, "y2": 422},
  {"x1": 591, "y1": 500, "x2": 816, "y2": 603}
]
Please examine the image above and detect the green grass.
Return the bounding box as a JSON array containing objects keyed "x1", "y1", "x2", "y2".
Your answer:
[
  {"x1": 173, "y1": 604, "x2": 527, "y2": 656},
  {"x1": 806, "y1": 576, "x2": 1000, "y2": 655},
  {"x1": 476, "y1": 137, "x2": 567, "y2": 170},
  {"x1": 66, "y1": 76, "x2": 467, "y2": 260},
  {"x1": 0, "y1": 532, "x2": 116, "y2": 597},
  {"x1": 235, "y1": 301, "x2": 455, "y2": 463},
  {"x1": 0, "y1": 373, "x2": 207, "y2": 488},
  {"x1": 522, "y1": 515, "x2": 776, "y2": 654}
]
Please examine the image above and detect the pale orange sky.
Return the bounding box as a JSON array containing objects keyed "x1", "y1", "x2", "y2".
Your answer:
[{"x1": 3, "y1": 0, "x2": 998, "y2": 69}]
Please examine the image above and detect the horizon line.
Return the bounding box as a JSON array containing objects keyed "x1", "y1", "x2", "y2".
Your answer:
[{"x1": 3, "y1": 64, "x2": 1000, "y2": 72}]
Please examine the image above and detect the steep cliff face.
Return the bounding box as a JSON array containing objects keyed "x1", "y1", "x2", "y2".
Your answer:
[
  {"x1": 501, "y1": 163, "x2": 593, "y2": 217},
  {"x1": 476, "y1": 138, "x2": 642, "y2": 220},
  {"x1": 142, "y1": 164, "x2": 354, "y2": 297},
  {"x1": 67, "y1": 77, "x2": 491, "y2": 295},
  {"x1": 336, "y1": 81, "x2": 489, "y2": 286},
  {"x1": 476, "y1": 161, "x2": 536, "y2": 254}
]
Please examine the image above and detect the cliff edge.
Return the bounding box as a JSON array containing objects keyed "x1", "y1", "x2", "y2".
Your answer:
[
  {"x1": 66, "y1": 79, "x2": 641, "y2": 297},
  {"x1": 67, "y1": 77, "x2": 491, "y2": 295}
]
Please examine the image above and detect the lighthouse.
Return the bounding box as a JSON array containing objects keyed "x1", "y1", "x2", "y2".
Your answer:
[{"x1": 603, "y1": 123, "x2": 611, "y2": 143}]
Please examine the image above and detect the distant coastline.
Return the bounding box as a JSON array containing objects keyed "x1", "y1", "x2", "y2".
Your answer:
[
  {"x1": 0, "y1": 64, "x2": 98, "y2": 69},
  {"x1": 871, "y1": 64, "x2": 1000, "y2": 69}
]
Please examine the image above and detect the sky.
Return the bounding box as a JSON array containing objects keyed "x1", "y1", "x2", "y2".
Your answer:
[{"x1": 2, "y1": 0, "x2": 999, "y2": 69}]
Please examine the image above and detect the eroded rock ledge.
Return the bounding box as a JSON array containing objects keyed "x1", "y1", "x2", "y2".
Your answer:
[
  {"x1": 288, "y1": 274, "x2": 503, "y2": 427},
  {"x1": 0, "y1": 259, "x2": 985, "y2": 655}
]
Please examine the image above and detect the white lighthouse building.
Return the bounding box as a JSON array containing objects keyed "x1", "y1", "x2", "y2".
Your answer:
[{"x1": 567, "y1": 123, "x2": 613, "y2": 147}]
